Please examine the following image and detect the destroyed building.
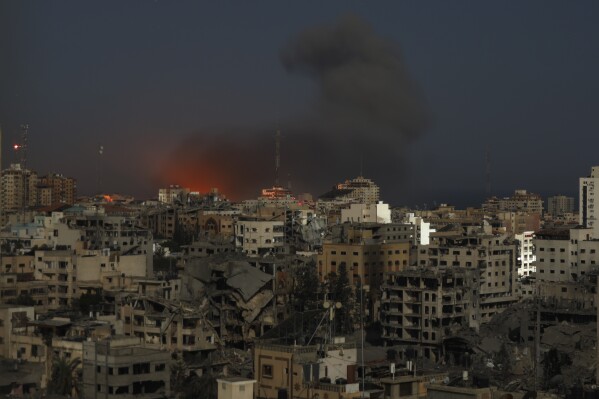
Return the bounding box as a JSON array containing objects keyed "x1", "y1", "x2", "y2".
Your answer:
[
  {"x1": 120, "y1": 295, "x2": 219, "y2": 352},
  {"x1": 380, "y1": 267, "x2": 479, "y2": 361},
  {"x1": 181, "y1": 254, "x2": 286, "y2": 344},
  {"x1": 414, "y1": 224, "x2": 518, "y2": 322}
]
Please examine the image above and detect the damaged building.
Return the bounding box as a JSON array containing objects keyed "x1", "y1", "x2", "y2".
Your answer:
[
  {"x1": 120, "y1": 296, "x2": 219, "y2": 352},
  {"x1": 415, "y1": 223, "x2": 518, "y2": 322},
  {"x1": 181, "y1": 254, "x2": 285, "y2": 344},
  {"x1": 380, "y1": 267, "x2": 479, "y2": 361}
]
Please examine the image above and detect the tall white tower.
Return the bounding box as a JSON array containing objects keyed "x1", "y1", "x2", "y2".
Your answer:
[{"x1": 580, "y1": 166, "x2": 599, "y2": 236}]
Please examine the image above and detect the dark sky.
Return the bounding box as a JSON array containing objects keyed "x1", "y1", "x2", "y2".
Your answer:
[{"x1": 1, "y1": 1, "x2": 598, "y2": 206}]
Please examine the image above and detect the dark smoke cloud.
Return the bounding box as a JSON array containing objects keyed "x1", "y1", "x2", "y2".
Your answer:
[
  {"x1": 161, "y1": 15, "x2": 430, "y2": 201},
  {"x1": 280, "y1": 14, "x2": 428, "y2": 139}
]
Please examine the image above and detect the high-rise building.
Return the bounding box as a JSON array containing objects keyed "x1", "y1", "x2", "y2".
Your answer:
[
  {"x1": 0, "y1": 164, "x2": 37, "y2": 212},
  {"x1": 38, "y1": 173, "x2": 77, "y2": 205},
  {"x1": 580, "y1": 166, "x2": 599, "y2": 236},
  {"x1": 547, "y1": 195, "x2": 575, "y2": 216}
]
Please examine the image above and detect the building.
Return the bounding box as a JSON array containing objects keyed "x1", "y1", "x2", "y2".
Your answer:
[
  {"x1": 547, "y1": 195, "x2": 575, "y2": 216},
  {"x1": 234, "y1": 218, "x2": 285, "y2": 256},
  {"x1": 491, "y1": 189, "x2": 544, "y2": 214},
  {"x1": 415, "y1": 225, "x2": 518, "y2": 322},
  {"x1": 217, "y1": 377, "x2": 256, "y2": 399},
  {"x1": 1, "y1": 164, "x2": 37, "y2": 212},
  {"x1": 380, "y1": 268, "x2": 479, "y2": 361},
  {"x1": 405, "y1": 213, "x2": 434, "y2": 245},
  {"x1": 320, "y1": 176, "x2": 380, "y2": 204},
  {"x1": 318, "y1": 224, "x2": 412, "y2": 289},
  {"x1": 515, "y1": 231, "x2": 535, "y2": 277},
  {"x1": 580, "y1": 166, "x2": 599, "y2": 236},
  {"x1": 38, "y1": 173, "x2": 77, "y2": 205},
  {"x1": 158, "y1": 185, "x2": 189, "y2": 204},
  {"x1": 82, "y1": 336, "x2": 170, "y2": 399},
  {"x1": 0, "y1": 304, "x2": 35, "y2": 358},
  {"x1": 341, "y1": 202, "x2": 391, "y2": 224},
  {"x1": 120, "y1": 296, "x2": 218, "y2": 352},
  {"x1": 253, "y1": 338, "x2": 362, "y2": 399},
  {"x1": 534, "y1": 227, "x2": 599, "y2": 283}
]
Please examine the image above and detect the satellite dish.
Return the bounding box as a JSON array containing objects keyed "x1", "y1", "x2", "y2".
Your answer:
[
  {"x1": 335, "y1": 302, "x2": 342, "y2": 309},
  {"x1": 323, "y1": 301, "x2": 331, "y2": 309}
]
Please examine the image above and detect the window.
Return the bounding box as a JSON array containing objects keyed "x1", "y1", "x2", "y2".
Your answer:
[
  {"x1": 262, "y1": 364, "x2": 273, "y2": 378},
  {"x1": 155, "y1": 364, "x2": 166, "y2": 372}
]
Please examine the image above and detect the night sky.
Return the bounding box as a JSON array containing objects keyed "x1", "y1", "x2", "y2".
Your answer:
[{"x1": 1, "y1": 1, "x2": 598, "y2": 206}]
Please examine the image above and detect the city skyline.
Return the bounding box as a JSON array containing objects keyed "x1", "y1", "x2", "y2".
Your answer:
[{"x1": 1, "y1": 2, "x2": 599, "y2": 206}]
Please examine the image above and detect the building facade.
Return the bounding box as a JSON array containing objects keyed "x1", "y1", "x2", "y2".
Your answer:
[
  {"x1": 82, "y1": 337, "x2": 171, "y2": 399},
  {"x1": 380, "y1": 268, "x2": 479, "y2": 361},
  {"x1": 547, "y1": 195, "x2": 575, "y2": 216},
  {"x1": 580, "y1": 166, "x2": 599, "y2": 236}
]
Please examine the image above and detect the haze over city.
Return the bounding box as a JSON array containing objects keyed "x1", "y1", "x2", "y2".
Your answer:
[{"x1": 1, "y1": 1, "x2": 599, "y2": 205}]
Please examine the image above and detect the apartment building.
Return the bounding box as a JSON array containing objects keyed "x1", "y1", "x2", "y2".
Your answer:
[
  {"x1": 38, "y1": 173, "x2": 77, "y2": 205},
  {"x1": 318, "y1": 241, "x2": 410, "y2": 288},
  {"x1": 484, "y1": 190, "x2": 544, "y2": 214},
  {"x1": 158, "y1": 184, "x2": 189, "y2": 204},
  {"x1": 82, "y1": 336, "x2": 170, "y2": 399},
  {"x1": 320, "y1": 175, "x2": 380, "y2": 204},
  {"x1": 120, "y1": 296, "x2": 218, "y2": 352},
  {"x1": 235, "y1": 218, "x2": 285, "y2": 256},
  {"x1": 580, "y1": 166, "x2": 599, "y2": 237},
  {"x1": 139, "y1": 206, "x2": 176, "y2": 240},
  {"x1": 380, "y1": 268, "x2": 479, "y2": 361},
  {"x1": 515, "y1": 231, "x2": 536, "y2": 277},
  {"x1": 547, "y1": 195, "x2": 575, "y2": 216},
  {"x1": 415, "y1": 225, "x2": 518, "y2": 322},
  {"x1": 341, "y1": 202, "x2": 391, "y2": 224},
  {"x1": 534, "y1": 227, "x2": 599, "y2": 283},
  {"x1": 0, "y1": 304, "x2": 35, "y2": 358},
  {"x1": 1, "y1": 164, "x2": 38, "y2": 212}
]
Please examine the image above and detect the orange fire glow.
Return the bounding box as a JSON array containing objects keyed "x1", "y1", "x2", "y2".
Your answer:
[{"x1": 159, "y1": 163, "x2": 234, "y2": 199}]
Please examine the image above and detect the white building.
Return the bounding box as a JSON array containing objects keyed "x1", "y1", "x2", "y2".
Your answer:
[
  {"x1": 580, "y1": 166, "x2": 599, "y2": 236},
  {"x1": 341, "y1": 202, "x2": 391, "y2": 224},
  {"x1": 234, "y1": 219, "x2": 285, "y2": 256},
  {"x1": 515, "y1": 231, "x2": 536, "y2": 277},
  {"x1": 405, "y1": 213, "x2": 434, "y2": 245}
]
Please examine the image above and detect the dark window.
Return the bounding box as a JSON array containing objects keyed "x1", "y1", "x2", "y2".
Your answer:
[{"x1": 262, "y1": 364, "x2": 273, "y2": 378}]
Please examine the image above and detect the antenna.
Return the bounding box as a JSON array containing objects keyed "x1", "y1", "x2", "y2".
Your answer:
[{"x1": 275, "y1": 129, "x2": 281, "y2": 187}]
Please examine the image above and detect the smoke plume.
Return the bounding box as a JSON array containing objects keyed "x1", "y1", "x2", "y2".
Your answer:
[{"x1": 161, "y1": 15, "x2": 430, "y2": 201}]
